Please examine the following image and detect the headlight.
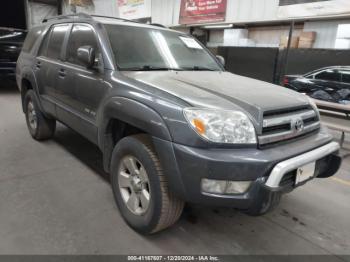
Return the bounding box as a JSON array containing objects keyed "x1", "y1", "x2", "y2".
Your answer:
[
  {"x1": 306, "y1": 96, "x2": 321, "y2": 118},
  {"x1": 183, "y1": 108, "x2": 257, "y2": 144}
]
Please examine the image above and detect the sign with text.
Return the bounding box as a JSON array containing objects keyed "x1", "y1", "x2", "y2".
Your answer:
[
  {"x1": 179, "y1": 0, "x2": 227, "y2": 25},
  {"x1": 278, "y1": 0, "x2": 350, "y2": 18},
  {"x1": 117, "y1": 0, "x2": 151, "y2": 20}
]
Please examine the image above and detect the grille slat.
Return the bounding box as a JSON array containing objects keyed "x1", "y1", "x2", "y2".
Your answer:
[{"x1": 259, "y1": 105, "x2": 320, "y2": 146}]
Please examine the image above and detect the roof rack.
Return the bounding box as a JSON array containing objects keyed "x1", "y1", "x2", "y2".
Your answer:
[
  {"x1": 89, "y1": 14, "x2": 141, "y2": 24},
  {"x1": 149, "y1": 23, "x2": 167, "y2": 28},
  {"x1": 42, "y1": 13, "x2": 140, "y2": 24},
  {"x1": 42, "y1": 13, "x2": 91, "y2": 23},
  {"x1": 90, "y1": 15, "x2": 167, "y2": 28},
  {"x1": 42, "y1": 13, "x2": 167, "y2": 28}
]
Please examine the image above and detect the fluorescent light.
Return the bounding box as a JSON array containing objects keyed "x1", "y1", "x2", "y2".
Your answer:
[{"x1": 203, "y1": 24, "x2": 233, "y2": 29}]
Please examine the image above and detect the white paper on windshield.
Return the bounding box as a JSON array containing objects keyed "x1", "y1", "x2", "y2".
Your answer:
[{"x1": 180, "y1": 37, "x2": 203, "y2": 49}]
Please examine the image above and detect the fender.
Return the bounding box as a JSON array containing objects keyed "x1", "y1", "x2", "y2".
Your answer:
[
  {"x1": 98, "y1": 97, "x2": 172, "y2": 172},
  {"x1": 19, "y1": 67, "x2": 45, "y2": 114}
]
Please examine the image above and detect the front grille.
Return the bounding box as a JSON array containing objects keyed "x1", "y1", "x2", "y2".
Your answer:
[{"x1": 259, "y1": 105, "x2": 320, "y2": 146}]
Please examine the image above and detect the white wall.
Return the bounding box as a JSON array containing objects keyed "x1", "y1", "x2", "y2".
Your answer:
[
  {"x1": 225, "y1": 0, "x2": 280, "y2": 24},
  {"x1": 151, "y1": 0, "x2": 178, "y2": 26},
  {"x1": 28, "y1": 2, "x2": 57, "y2": 27},
  {"x1": 304, "y1": 19, "x2": 350, "y2": 49},
  {"x1": 62, "y1": 0, "x2": 118, "y2": 17}
]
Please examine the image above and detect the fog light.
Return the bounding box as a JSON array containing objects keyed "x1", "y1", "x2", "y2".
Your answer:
[
  {"x1": 226, "y1": 181, "x2": 252, "y2": 194},
  {"x1": 201, "y1": 179, "x2": 252, "y2": 195},
  {"x1": 201, "y1": 179, "x2": 227, "y2": 194}
]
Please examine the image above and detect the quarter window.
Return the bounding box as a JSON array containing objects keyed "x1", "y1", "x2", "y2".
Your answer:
[
  {"x1": 46, "y1": 24, "x2": 69, "y2": 60},
  {"x1": 66, "y1": 24, "x2": 98, "y2": 66}
]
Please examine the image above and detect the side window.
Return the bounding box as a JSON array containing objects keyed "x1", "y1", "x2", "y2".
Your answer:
[
  {"x1": 340, "y1": 70, "x2": 350, "y2": 84},
  {"x1": 315, "y1": 70, "x2": 341, "y2": 82},
  {"x1": 66, "y1": 24, "x2": 99, "y2": 66},
  {"x1": 46, "y1": 24, "x2": 69, "y2": 60},
  {"x1": 22, "y1": 27, "x2": 42, "y2": 53}
]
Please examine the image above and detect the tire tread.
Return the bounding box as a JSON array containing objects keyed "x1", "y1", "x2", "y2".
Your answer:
[{"x1": 135, "y1": 135, "x2": 184, "y2": 233}]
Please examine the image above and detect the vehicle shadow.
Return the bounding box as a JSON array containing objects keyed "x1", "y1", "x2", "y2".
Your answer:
[{"x1": 53, "y1": 124, "x2": 110, "y2": 182}]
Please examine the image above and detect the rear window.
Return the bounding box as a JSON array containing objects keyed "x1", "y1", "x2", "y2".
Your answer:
[
  {"x1": 22, "y1": 27, "x2": 42, "y2": 53},
  {"x1": 46, "y1": 24, "x2": 69, "y2": 60}
]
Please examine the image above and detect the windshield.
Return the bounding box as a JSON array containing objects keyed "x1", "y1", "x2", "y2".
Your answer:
[{"x1": 104, "y1": 24, "x2": 222, "y2": 71}]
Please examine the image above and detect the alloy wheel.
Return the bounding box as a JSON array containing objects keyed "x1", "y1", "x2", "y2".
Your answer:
[
  {"x1": 118, "y1": 156, "x2": 151, "y2": 215},
  {"x1": 27, "y1": 100, "x2": 37, "y2": 131}
]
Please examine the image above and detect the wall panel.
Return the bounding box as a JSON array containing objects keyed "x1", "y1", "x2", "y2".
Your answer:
[{"x1": 304, "y1": 20, "x2": 350, "y2": 49}]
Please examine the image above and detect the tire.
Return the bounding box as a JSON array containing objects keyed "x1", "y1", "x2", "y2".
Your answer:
[
  {"x1": 110, "y1": 134, "x2": 184, "y2": 234},
  {"x1": 24, "y1": 90, "x2": 56, "y2": 141}
]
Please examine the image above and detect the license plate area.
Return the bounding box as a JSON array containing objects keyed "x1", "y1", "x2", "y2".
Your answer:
[{"x1": 295, "y1": 162, "x2": 316, "y2": 185}]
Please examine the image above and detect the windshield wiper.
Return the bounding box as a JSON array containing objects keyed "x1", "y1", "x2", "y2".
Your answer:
[
  {"x1": 122, "y1": 65, "x2": 183, "y2": 71},
  {"x1": 182, "y1": 66, "x2": 217, "y2": 71}
]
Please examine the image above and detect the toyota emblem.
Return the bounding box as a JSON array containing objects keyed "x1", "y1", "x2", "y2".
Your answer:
[{"x1": 293, "y1": 118, "x2": 304, "y2": 133}]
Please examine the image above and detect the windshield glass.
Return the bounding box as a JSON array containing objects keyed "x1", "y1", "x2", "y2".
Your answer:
[{"x1": 104, "y1": 24, "x2": 222, "y2": 71}]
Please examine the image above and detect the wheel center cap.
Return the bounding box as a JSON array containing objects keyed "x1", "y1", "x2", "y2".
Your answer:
[{"x1": 131, "y1": 177, "x2": 142, "y2": 192}]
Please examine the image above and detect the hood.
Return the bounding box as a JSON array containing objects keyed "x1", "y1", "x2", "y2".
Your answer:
[{"x1": 123, "y1": 71, "x2": 310, "y2": 121}]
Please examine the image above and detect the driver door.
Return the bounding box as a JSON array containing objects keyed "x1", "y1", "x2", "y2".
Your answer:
[{"x1": 55, "y1": 23, "x2": 107, "y2": 143}]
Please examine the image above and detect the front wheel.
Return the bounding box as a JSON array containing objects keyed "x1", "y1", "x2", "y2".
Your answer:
[{"x1": 110, "y1": 134, "x2": 184, "y2": 234}]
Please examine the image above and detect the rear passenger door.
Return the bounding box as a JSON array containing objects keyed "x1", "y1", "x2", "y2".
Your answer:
[
  {"x1": 55, "y1": 23, "x2": 106, "y2": 143},
  {"x1": 35, "y1": 24, "x2": 69, "y2": 116}
]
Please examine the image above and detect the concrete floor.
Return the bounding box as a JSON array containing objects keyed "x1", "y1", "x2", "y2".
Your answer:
[{"x1": 0, "y1": 85, "x2": 349, "y2": 255}]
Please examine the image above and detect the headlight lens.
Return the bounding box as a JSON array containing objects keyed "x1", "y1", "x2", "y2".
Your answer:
[{"x1": 183, "y1": 108, "x2": 257, "y2": 144}]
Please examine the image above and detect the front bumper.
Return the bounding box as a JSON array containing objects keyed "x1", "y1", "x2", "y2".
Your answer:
[
  {"x1": 153, "y1": 130, "x2": 342, "y2": 210},
  {"x1": 265, "y1": 142, "x2": 340, "y2": 187}
]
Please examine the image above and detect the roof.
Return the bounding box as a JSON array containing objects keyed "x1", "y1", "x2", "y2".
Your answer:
[
  {"x1": 42, "y1": 13, "x2": 171, "y2": 31},
  {"x1": 303, "y1": 66, "x2": 350, "y2": 77}
]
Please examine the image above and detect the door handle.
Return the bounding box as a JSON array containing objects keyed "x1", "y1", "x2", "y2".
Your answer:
[
  {"x1": 35, "y1": 61, "x2": 41, "y2": 69},
  {"x1": 58, "y1": 69, "x2": 66, "y2": 78}
]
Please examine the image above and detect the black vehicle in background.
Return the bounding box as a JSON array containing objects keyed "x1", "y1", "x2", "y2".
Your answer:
[
  {"x1": 283, "y1": 66, "x2": 350, "y2": 105},
  {"x1": 0, "y1": 27, "x2": 26, "y2": 81}
]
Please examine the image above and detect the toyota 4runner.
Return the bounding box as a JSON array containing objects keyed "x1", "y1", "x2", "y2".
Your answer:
[{"x1": 16, "y1": 13, "x2": 342, "y2": 234}]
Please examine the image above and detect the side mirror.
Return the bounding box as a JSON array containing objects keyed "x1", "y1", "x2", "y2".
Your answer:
[
  {"x1": 77, "y1": 46, "x2": 95, "y2": 69},
  {"x1": 216, "y1": 55, "x2": 225, "y2": 67}
]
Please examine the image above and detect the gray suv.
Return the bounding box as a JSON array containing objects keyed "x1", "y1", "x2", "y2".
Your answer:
[{"x1": 16, "y1": 13, "x2": 341, "y2": 234}]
